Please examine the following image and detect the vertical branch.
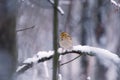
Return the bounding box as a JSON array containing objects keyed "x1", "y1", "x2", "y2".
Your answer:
[{"x1": 53, "y1": 0, "x2": 59, "y2": 80}]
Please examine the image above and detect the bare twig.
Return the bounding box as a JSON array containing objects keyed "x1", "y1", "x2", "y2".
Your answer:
[
  {"x1": 16, "y1": 25, "x2": 35, "y2": 32},
  {"x1": 60, "y1": 54, "x2": 81, "y2": 66}
]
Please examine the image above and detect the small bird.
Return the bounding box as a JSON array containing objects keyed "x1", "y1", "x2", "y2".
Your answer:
[{"x1": 59, "y1": 32, "x2": 73, "y2": 50}]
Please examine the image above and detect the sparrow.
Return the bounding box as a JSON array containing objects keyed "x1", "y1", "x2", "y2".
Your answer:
[{"x1": 59, "y1": 32, "x2": 73, "y2": 50}]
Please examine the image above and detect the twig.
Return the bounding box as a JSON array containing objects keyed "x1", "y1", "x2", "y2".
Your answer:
[
  {"x1": 48, "y1": 0, "x2": 64, "y2": 15},
  {"x1": 16, "y1": 25, "x2": 35, "y2": 32},
  {"x1": 60, "y1": 54, "x2": 81, "y2": 66}
]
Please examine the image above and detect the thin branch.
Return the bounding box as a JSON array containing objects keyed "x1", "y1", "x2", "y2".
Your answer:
[
  {"x1": 60, "y1": 54, "x2": 82, "y2": 66},
  {"x1": 16, "y1": 25, "x2": 35, "y2": 32}
]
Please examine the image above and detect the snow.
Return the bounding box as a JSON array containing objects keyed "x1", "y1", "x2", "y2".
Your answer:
[
  {"x1": 49, "y1": 0, "x2": 64, "y2": 15},
  {"x1": 16, "y1": 45, "x2": 120, "y2": 73},
  {"x1": 73, "y1": 45, "x2": 91, "y2": 53},
  {"x1": 73, "y1": 45, "x2": 120, "y2": 67},
  {"x1": 87, "y1": 76, "x2": 91, "y2": 80},
  {"x1": 16, "y1": 64, "x2": 26, "y2": 72},
  {"x1": 23, "y1": 51, "x2": 54, "y2": 64},
  {"x1": 23, "y1": 57, "x2": 38, "y2": 64},
  {"x1": 43, "y1": 62, "x2": 49, "y2": 78},
  {"x1": 36, "y1": 51, "x2": 54, "y2": 59},
  {"x1": 57, "y1": 6, "x2": 64, "y2": 15},
  {"x1": 16, "y1": 51, "x2": 54, "y2": 72},
  {"x1": 58, "y1": 74, "x2": 62, "y2": 80},
  {"x1": 111, "y1": 0, "x2": 120, "y2": 7}
]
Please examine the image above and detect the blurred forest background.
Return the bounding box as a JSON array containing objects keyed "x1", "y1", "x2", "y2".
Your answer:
[
  {"x1": 16, "y1": 0, "x2": 120, "y2": 80},
  {"x1": 0, "y1": 0, "x2": 120, "y2": 80}
]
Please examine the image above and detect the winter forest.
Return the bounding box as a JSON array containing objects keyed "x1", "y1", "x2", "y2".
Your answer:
[{"x1": 0, "y1": 0, "x2": 120, "y2": 80}]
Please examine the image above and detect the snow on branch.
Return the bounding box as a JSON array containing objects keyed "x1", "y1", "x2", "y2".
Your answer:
[
  {"x1": 16, "y1": 45, "x2": 120, "y2": 75},
  {"x1": 20, "y1": 0, "x2": 64, "y2": 15},
  {"x1": 111, "y1": 0, "x2": 120, "y2": 8},
  {"x1": 48, "y1": 0, "x2": 64, "y2": 15}
]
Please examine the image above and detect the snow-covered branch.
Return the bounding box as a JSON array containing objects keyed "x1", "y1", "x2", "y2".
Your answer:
[
  {"x1": 48, "y1": 0, "x2": 64, "y2": 15},
  {"x1": 111, "y1": 0, "x2": 120, "y2": 8},
  {"x1": 16, "y1": 45, "x2": 120, "y2": 75},
  {"x1": 19, "y1": 0, "x2": 64, "y2": 15}
]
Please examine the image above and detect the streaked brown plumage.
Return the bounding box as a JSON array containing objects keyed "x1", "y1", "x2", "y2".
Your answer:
[{"x1": 59, "y1": 32, "x2": 73, "y2": 50}]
